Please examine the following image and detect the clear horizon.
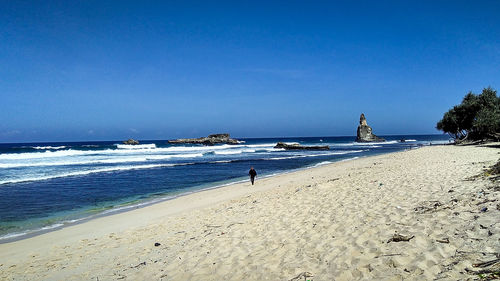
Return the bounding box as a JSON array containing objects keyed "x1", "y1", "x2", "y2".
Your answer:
[
  {"x1": 1, "y1": 1, "x2": 499, "y2": 142},
  {"x1": 0, "y1": 133, "x2": 447, "y2": 145}
]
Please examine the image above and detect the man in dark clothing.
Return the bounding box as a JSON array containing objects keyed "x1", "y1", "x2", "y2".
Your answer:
[{"x1": 248, "y1": 167, "x2": 257, "y2": 185}]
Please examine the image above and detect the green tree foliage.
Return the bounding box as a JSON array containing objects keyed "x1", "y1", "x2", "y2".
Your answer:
[{"x1": 437, "y1": 87, "x2": 500, "y2": 141}]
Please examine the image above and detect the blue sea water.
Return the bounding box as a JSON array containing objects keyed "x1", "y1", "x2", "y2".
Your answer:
[{"x1": 0, "y1": 135, "x2": 450, "y2": 241}]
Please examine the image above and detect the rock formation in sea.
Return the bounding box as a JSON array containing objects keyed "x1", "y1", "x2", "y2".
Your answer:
[
  {"x1": 274, "y1": 142, "x2": 330, "y2": 150},
  {"x1": 355, "y1": 113, "x2": 385, "y2": 143},
  {"x1": 123, "y1": 139, "x2": 140, "y2": 145},
  {"x1": 168, "y1": 134, "x2": 241, "y2": 145}
]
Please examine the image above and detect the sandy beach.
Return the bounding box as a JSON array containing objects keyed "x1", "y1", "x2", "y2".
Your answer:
[{"x1": 0, "y1": 144, "x2": 499, "y2": 281}]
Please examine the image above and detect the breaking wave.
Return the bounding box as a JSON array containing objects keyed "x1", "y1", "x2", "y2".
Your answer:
[
  {"x1": 0, "y1": 163, "x2": 187, "y2": 185},
  {"x1": 32, "y1": 146, "x2": 67, "y2": 150},
  {"x1": 0, "y1": 153, "x2": 204, "y2": 168},
  {"x1": 115, "y1": 144, "x2": 157, "y2": 149},
  {"x1": 0, "y1": 150, "x2": 364, "y2": 184},
  {"x1": 333, "y1": 140, "x2": 398, "y2": 146}
]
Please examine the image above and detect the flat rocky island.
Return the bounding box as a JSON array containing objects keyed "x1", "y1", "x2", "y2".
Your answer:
[
  {"x1": 168, "y1": 134, "x2": 241, "y2": 145},
  {"x1": 274, "y1": 142, "x2": 330, "y2": 150}
]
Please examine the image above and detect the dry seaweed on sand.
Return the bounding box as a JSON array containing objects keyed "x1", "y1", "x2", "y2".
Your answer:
[
  {"x1": 459, "y1": 254, "x2": 500, "y2": 280},
  {"x1": 436, "y1": 238, "x2": 450, "y2": 244},
  {"x1": 387, "y1": 233, "x2": 414, "y2": 243},
  {"x1": 487, "y1": 159, "x2": 500, "y2": 175},
  {"x1": 467, "y1": 158, "x2": 500, "y2": 182},
  {"x1": 289, "y1": 271, "x2": 313, "y2": 281},
  {"x1": 473, "y1": 258, "x2": 500, "y2": 268},
  {"x1": 414, "y1": 200, "x2": 450, "y2": 213},
  {"x1": 465, "y1": 266, "x2": 500, "y2": 280},
  {"x1": 486, "y1": 159, "x2": 500, "y2": 182}
]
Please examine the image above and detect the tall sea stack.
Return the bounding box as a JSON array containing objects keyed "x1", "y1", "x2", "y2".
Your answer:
[{"x1": 355, "y1": 113, "x2": 385, "y2": 142}]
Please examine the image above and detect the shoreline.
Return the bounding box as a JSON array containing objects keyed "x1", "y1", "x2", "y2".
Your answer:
[
  {"x1": 1, "y1": 144, "x2": 497, "y2": 280},
  {"x1": 0, "y1": 147, "x2": 373, "y2": 244},
  {"x1": 0, "y1": 150, "x2": 371, "y2": 251},
  {"x1": 0, "y1": 150, "x2": 379, "y2": 244},
  {"x1": 0, "y1": 148, "x2": 408, "y2": 245}
]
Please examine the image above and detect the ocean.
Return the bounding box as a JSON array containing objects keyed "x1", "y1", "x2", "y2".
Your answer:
[{"x1": 0, "y1": 134, "x2": 450, "y2": 242}]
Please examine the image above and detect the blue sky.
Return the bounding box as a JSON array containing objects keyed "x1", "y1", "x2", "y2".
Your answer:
[{"x1": 1, "y1": 1, "x2": 499, "y2": 142}]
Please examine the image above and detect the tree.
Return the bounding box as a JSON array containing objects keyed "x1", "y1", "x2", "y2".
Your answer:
[{"x1": 437, "y1": 87, "x2": 500, "y2": 141}]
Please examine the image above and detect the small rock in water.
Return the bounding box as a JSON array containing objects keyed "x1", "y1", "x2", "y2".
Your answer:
[
  {"x1": 154, "y1": 242, "x2": 161, "y2": 247},
  {"x1": 123, "y1": 139, "x2": 139, "y2": 145},
  {"x1": 274, "y1": 142, "x2": 329, "y2": 150}
]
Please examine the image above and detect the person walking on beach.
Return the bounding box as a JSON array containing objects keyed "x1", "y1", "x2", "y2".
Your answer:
[{"x1": 248, "y1": 167, "x2": 257, "y2": 185}]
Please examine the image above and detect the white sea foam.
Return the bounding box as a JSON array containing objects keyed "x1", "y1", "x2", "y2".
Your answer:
[
  {"x1": 0, "y1": 164, "x2": 181, "y2": 185},
  {"x1": 0, "y1": 147, "x2": 207, "y2": 160},
  {"x1": 339, "y1": 156, "x2": 360, "y2": 162},
  {"x1": 0, "y1": 231, "x2": 29, "y2": 240},
  {"x1": 146, "y1": 153, "x2": 203, "y2": 159},
  {"x1": 254, "y1": 148, "x2": 283, "y2": 153},
  {"x1": 0, "y1": 153, "x2": 204, "y2": 168},
  {"x1": 427, "y1": 140, "x2": 453, "y2": 145},
  {"x1": 163, "y1": 144, "x2": 263, "y2": 152},
  {"x1": 214, "y1": 150, "x2": 243, "y2": 155},
  {"x1": 214, "y1": 149, "x2": 256, "y2": 155},
  {"x1": 244, "y1": 143, "x2": 276, "y2": 148},
  {"x1": 0, "y1": 149, "x2": 364, "y2": 184},
  {"x1": 0, "y1": 140, "x2": 366, "y2": 172},
  {"x1": 312, "y1": 161, "x2": 333, "y2": 167},
  {"x1": 0, "y1": 143, "x2": 281, "y2": 161},
  {"x1": 334, "y1": 140, "x2": 398, "y2": 146},
  {"x1": 267, "y1": 150, "x2": 363, "y2": 160},
  {"x1": 0, "y1": 149, "x2": 92, "y2": 160},
  {"x1": 306, "y1": 157, "x2": 360, "y2": 165},
  {"x1": 64, "y1": 218, "x2": 86, "y2": 224},
  {"x1": 0, "y1": 222, "x2": 66, "y2": 241},
  {"x1": 32, "y1": 146, "x2": 67, "y2": 150},
  {"x1": 115, "y1": 143, "x2": 157, "y2": 149},
  {"x1": 0, "y1": 149, "x2": 123, "y2": 160}
]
